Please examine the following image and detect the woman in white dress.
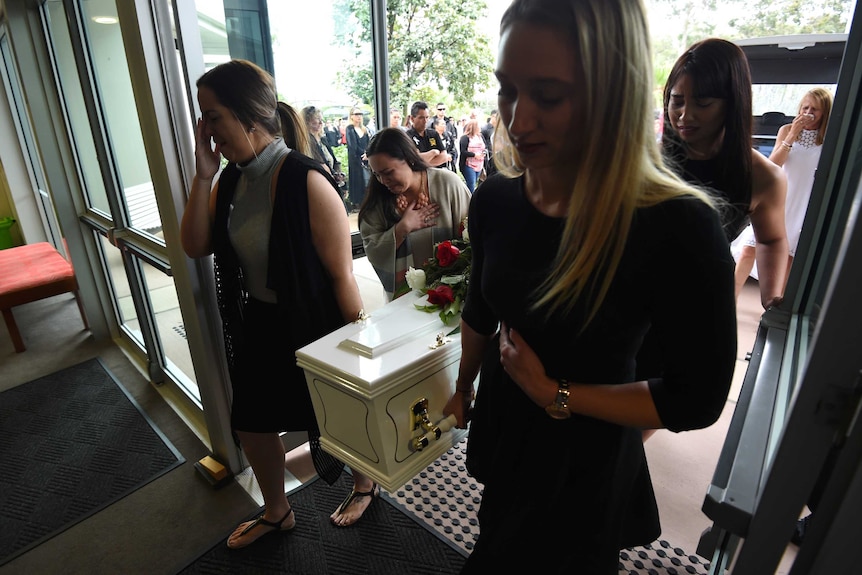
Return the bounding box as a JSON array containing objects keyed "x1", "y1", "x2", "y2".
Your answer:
[{"x1": 733, "y1": 87, "x2": 834, "y2": 297}]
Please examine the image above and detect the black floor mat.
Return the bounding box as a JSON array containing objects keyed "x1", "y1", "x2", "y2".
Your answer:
[
  {"x1": 177, "y1": 472, "x2": 466, "y2": 575},
  {"x1": 0, "y1": 358, "x2": 184, "y2": 565}
]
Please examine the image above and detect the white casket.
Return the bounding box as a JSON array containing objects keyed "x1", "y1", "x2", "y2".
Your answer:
[{"x1": 295, "y1": 293, "x2": 468, "y2": 492}]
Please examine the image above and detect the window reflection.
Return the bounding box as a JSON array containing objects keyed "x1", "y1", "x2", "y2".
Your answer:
[
  {"x1": 44, "y1": 0, "x2": 110, "y2": 219},
  {"x1": 79, "y1": 0, "x2": 165, "y2": 240}
]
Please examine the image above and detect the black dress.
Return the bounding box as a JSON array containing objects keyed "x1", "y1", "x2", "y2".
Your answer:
[
  {"x1": 346, "y1": 125, "x2": 370, "y2": 208},
  {"x1": 459, "y1": 174, "x2": 737, "y2": 574},
  {"x1": 636, "y1": 153, "x2": 752, "y2": 381},
  {"x1": 677, "y1": 156, "x2": 753, "y2": 242}
]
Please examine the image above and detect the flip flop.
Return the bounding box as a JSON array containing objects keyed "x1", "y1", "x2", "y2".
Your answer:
[
  {"x1": 227, "y1": 507, "x2": 294, "y2": 549},
  {"x1": 331, "y1": 483, "x2": 379, "y2": 527}
]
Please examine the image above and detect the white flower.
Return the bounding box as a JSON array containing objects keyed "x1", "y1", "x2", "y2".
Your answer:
[
  {"x1": 462, "y1": 227, "x2": 469, "y2": 243},
  {"x1": 406, "y1": 267, "x2": 426, "y2": 291}
]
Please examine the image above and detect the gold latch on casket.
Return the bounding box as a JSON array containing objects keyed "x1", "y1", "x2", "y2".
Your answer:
[
  {"x1": 410, "y1": 397, "x2": 458, "y2": 451},
  {"x1": 429, "y1": 332, "x2": 451, "y2": 349}
]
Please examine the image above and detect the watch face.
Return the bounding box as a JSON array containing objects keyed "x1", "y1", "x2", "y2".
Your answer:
[
  {"x1": 546, "y1": 383, "x2": 571, "y2": 419},
  {"x1": 545, "y1": 404, "x2": 570, "y2": 420}
]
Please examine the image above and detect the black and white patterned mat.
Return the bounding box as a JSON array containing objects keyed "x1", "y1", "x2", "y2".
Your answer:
[{"x1": 382, "y1": 440, "x2": 712, "y2": 575}]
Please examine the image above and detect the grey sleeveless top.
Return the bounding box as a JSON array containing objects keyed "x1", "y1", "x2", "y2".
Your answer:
[{"x1": 228, "y1": 138, "x2": 289, "y2": 303}]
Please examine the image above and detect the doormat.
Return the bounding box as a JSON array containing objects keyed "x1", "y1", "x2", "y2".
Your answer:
[
  {"x1": 177, "y1": 471, "x2": 465, "y2": 574},
  {"x1": 382, "y1": 439, "x2": 712, "y2": 575},
  {"x1": 0, "y1": 358, "x2": 184, "y2": 566}
]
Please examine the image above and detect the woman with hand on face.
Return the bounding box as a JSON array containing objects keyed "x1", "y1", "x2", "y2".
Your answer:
[
  {"x1": 441, "y1": 1, "x2": 737, "y2": 573},
  {"x1": 359, "y1": 127, "x2": 471, "y2": 300},
  {"x1": 662, "y1": 38, "x2": 789, "y2": 310},
  {"x1": 180, "y1": 60, "x2": 378, "y2": 549},
  {"x1": 733, "y1": 88, "x2": 833, "y2": 296}
]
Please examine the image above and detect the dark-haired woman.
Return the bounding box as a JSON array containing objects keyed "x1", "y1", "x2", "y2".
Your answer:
[
  {"x1": 346, "y1": 107, "x2": 371, "y2": 211},
  {"x1": 359, "y1": 127, "x2": 471, "y2": 300},
  {"x1": 662, "y1": 37, "x2": 788, "y2": 310},
  {"x1": 181, "y1": 59, "x2": 378, "y2": 549}
]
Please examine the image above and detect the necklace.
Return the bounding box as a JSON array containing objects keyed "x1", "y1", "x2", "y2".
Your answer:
[{"x1": 395, "y1": 171, "x2": 429, "y2": 213}]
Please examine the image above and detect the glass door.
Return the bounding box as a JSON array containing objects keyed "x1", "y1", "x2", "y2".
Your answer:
[
  {"x1": 41, "y1": 0, "x2": 199, "y2": 406},
  {"x1": 701, "y1": 4, "x2": 862, "y2": 571}
]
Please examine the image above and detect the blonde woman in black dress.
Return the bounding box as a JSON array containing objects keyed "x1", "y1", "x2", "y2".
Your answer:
[{"x1": 442, "y1": 1, "x2": 737, "y2": 572}]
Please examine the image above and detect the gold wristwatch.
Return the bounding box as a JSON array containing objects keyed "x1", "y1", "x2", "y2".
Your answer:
[{"x1": 545, "y1": 379, "x2": 571, "y2": 420}]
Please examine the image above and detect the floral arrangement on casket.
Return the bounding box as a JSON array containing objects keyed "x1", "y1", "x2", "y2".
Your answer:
[{"x1": 395, "y1": 217, "x2": 470, "y2": 326}]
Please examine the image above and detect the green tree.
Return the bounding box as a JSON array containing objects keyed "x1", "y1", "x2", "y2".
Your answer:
[
  {"x1": 649, "y1": 0, "x2": 725, "y2": 55},
  {"x1": 728, "y1": 0, "x2": 852, "y2": 37},
  {"x1": 334, "y1": 0, "x2": 495, "y2": 112}
]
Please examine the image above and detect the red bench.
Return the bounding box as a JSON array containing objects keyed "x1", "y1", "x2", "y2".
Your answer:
[{"x1": 0, "y1": 242, "x2": 89, "y2": 352}]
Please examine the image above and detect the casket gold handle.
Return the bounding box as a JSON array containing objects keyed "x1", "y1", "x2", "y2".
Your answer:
[
  {"x1": 410, "y1": 397, "x2": 458, "y2": 451},
  {"x1": 429, "y1": 332, "x2": 451, "y2": 349}
]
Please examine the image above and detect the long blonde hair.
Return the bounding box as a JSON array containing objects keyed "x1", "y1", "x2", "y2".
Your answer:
[{"x1": 495, "y1": 0, "x2": 716, "y2": 326}]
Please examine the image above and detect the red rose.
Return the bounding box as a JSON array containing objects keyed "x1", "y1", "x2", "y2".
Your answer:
[
  {"x1": 436, "y1": 241, "x2": 460, "y2": 267},
  {"x1": 426, "y1": 285, "x2": 455, "y2": 305}
]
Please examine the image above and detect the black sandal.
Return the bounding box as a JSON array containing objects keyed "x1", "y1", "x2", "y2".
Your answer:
[
  {"x1": 331, "y1": 483, "x2": 379, "y2": 527},
  {"x1": 227, "y1": 508, "x2": 294, "y2": 549}
]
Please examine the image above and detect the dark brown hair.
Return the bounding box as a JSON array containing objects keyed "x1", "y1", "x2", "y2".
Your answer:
[
  {"x1": 662, "y1": 38, "x2": 753, "y2": 205},
  {"x1": 358, "y1": 128, "x2": 428, "y2": 224},
  {"x1": 196, "y1": 59, "x2": 311, "y2": 156}
]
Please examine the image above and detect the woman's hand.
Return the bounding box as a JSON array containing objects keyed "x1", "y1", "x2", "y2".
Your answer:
[
  {"x1": 401, "y1": 200, "x2": 440, "y2": 231},
  {"x1": 195, "y1": 117, "x2": 220, "y2": 180},
  {"x1": 499, "y1": 322, "x2": 555, "y2": 408},
  {"x1": 788, "y1": 112, "x2": 815, "y2": 140},
  {"x1": 443, "y1": 388, "x2": 474, "y2": 429}
]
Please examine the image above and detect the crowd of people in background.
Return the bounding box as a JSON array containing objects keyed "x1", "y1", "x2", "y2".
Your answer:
[
  {"x1": 302, "y1": 60, "x2": 822, "y2": 315},
  {"x1": 308, "y1": 101, "x2": 501, "y2": 211}
]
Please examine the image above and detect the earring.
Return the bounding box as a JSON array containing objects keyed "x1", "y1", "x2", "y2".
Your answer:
[{"x1": 249, "y1": 126, "x2": 256, "y2": 132}]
